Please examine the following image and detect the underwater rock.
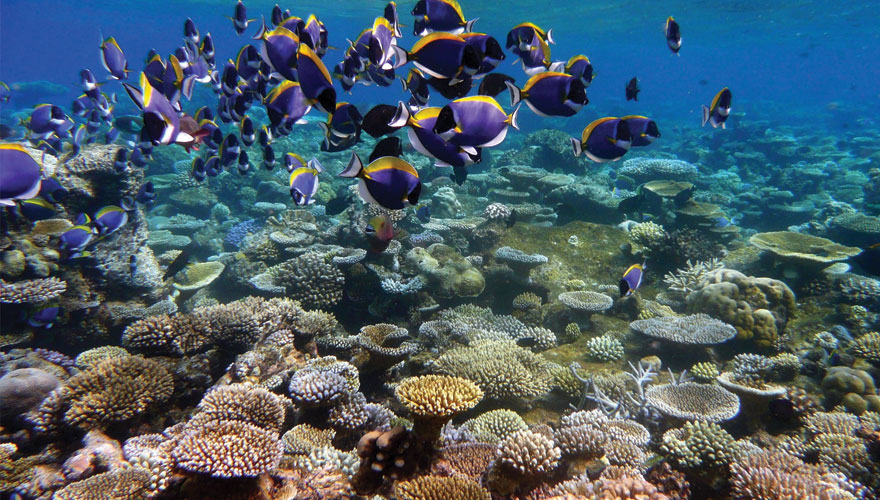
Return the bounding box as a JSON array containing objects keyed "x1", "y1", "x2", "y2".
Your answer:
[
  {"x1": 53, "y1": 145, "x2": 144, "y2": 213},
  {"x1": 431, "y1": 186, "x2": 462, "y2": 218},
  {"x1": 405, "y1": 244, "x2": 485, "y2": 298},
  {"x1": 544, "y1": 181, "x2": 620, "y2": 225},
  {"x1": 0, "y1": 367, "x2": 60, "y2": 418}
]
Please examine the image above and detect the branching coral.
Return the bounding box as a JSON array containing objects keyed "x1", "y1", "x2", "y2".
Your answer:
[
  {"x1": 36, "y1": 355, "x2": 174, "y2": 431},
  {"x1": 393, "y1": 475, "x2": 491, "y2": 500},
  {"x1": 189, "y1": 383, "x2": 285, "y2": 433},
  {"x1": 171, "y1": 420, "x2": 282, "y2": 478},
  {"x1": 432, "y1": 340, "x2": 554, "y2": 401},
  {"x1": 645, "y1": 382, "x2": 740, "y2": 422}
]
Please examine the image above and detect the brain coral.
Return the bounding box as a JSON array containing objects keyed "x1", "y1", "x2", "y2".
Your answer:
[
  {"x1": 685, "y1": 268, "x2": 796, "y2": 347},
  {"x1": 60, "y1": 355, "x2": 173, "y2": 430}
]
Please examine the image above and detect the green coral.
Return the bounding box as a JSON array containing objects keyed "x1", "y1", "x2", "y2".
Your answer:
[
  {"x1": 660, "y1": 421, "x2": 737, "y2": 469},
  {"x1": 461, "y1": 409, "x2": 528, "y2": 444},
  {"x1": 586, "y1": 335, "x2": 624, "y2": 362}
]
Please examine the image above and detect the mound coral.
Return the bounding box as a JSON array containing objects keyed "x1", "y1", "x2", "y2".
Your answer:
[
  {"x1": 495, "y1": 429, "x2": 561, "y2": 477},
  {"x1": 729, "y1": 449, "x2": 866, "y2": 500},
  {"x1": 685, "y1": 268, "x2": 796, "y2": 347},
  {"x1": 267, "y1": 252, "x2": 345, "y2": 308},
  {"x1": 660, "y1": 420, "x2": 737, "y2": 469}
]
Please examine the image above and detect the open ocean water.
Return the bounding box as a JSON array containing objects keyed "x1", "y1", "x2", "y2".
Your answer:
[{"x1": 1, "y1": 1, "x2": 880, "y2": 499}]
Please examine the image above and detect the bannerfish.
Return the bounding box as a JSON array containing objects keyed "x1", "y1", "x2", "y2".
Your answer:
[
  {"x1": 289, "y1": 158, "x2": 325, "y2": 205},
  {"x1": 625, "y1": 77, "x2": 639, "y2": 101},
  {"x1": 339, "y1": 153, "x2": 422, "y2": 210},
  {"x1": 619, "y1": 261, "x2": 645, "y2": 297},
  {"x1": 701, "y1": 87, "x2": 732, "y2": 129},
  {"x1": 0, "y1": 144, "x2": 42, "y2": 206},
  {"x1": 665, "y1": 17, "x2": 682, "y2": 54},
  {"x1": 570, "y1": 117, "x2": 632, "y2": 162}
]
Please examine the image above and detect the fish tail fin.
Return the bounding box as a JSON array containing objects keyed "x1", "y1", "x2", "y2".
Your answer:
[
  {"x1": 570, "y1": 137, "x2": 583, "y2": 157},
  {"x1": 389, "y1": 101, "x2": 411, "y2": 128},
  {"x1": 308, "y1": 157, "x2": 325, "y2": 174},
  {"x1": 339, "y1": 153, "x2": 364, "y2": 178},
  {"x1": 507, "y1": 104, "x2": 521, "y2": 131},
  {"x1": 252, "y1": 15, "x2": 267, "y2": 40},
  {"x1": 391, "y1": 45, "x2": 408, "y2": 69},
  {"x1": 505, "y1": 81, "x2": 522, "y2": 107},
  {"x1": 122, "y1": 82, "x2": 144, "y2": 110},
  {"x1": 546, "y1": 28, "x2": 555, "y2": 45},
  {"x1": 464, "y1": 18, "x2": 478, "y2": 33},
  {"x1": 701, "y1": 105, "x2": 710, "y2": 127},
  {"x1": 399, "y1": 76, "x2": 409, "y2": 92}
]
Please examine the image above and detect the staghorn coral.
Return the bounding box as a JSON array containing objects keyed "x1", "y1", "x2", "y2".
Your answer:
[
  {"x1": 660, "y1": 421, "x2": 737, "y2": 469},
  {"x1": 630, "y1": 314, "x2": 737, "y2": 345},
  {"x1": 461, "y1": 409, "x2": 528, "y2": 444},
  {"x1": 44, "y1": 355, "x2": 173, "y2": 431},
  {"x1": 393, "y1": 475, "x2": 490, "y2": 500},
  {"x1": 189, "y1": 383, "x2": 285, "y2": 433},
  {"x1": 281, "y1": 424, "x2": 336, "y2": 455},
  {"x1": 729, "y1": 449, "x2": 866, "y2": 500},
  {"x1": 171, "y1": 420, "x2": 282, "y2": 478},
  {"x1": 432, "y1": 340, "x2": 554, "y2": 401},
  {"x1": 495, "y1": 429, "x2": 561, "y2": 477},
  {"x1": 0, "y1": 276, "x2": 66, "y2": 303},
  {"x1": 645, "y1": 382, "x2": 740, "y2": 422}
]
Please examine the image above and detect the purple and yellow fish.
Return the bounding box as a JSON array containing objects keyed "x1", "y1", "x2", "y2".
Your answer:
[{"x1": 619, "y1": 261, "x2": 645, "y2": 297}]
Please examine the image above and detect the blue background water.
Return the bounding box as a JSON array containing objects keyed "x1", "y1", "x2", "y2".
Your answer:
[{"x1": 1, "y1": 0, "x2": 879, "y2": 135}]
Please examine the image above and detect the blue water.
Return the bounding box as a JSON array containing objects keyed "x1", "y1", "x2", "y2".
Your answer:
[{"x1": 2, "y1": 0, "x2": 878, "y2": 133}]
